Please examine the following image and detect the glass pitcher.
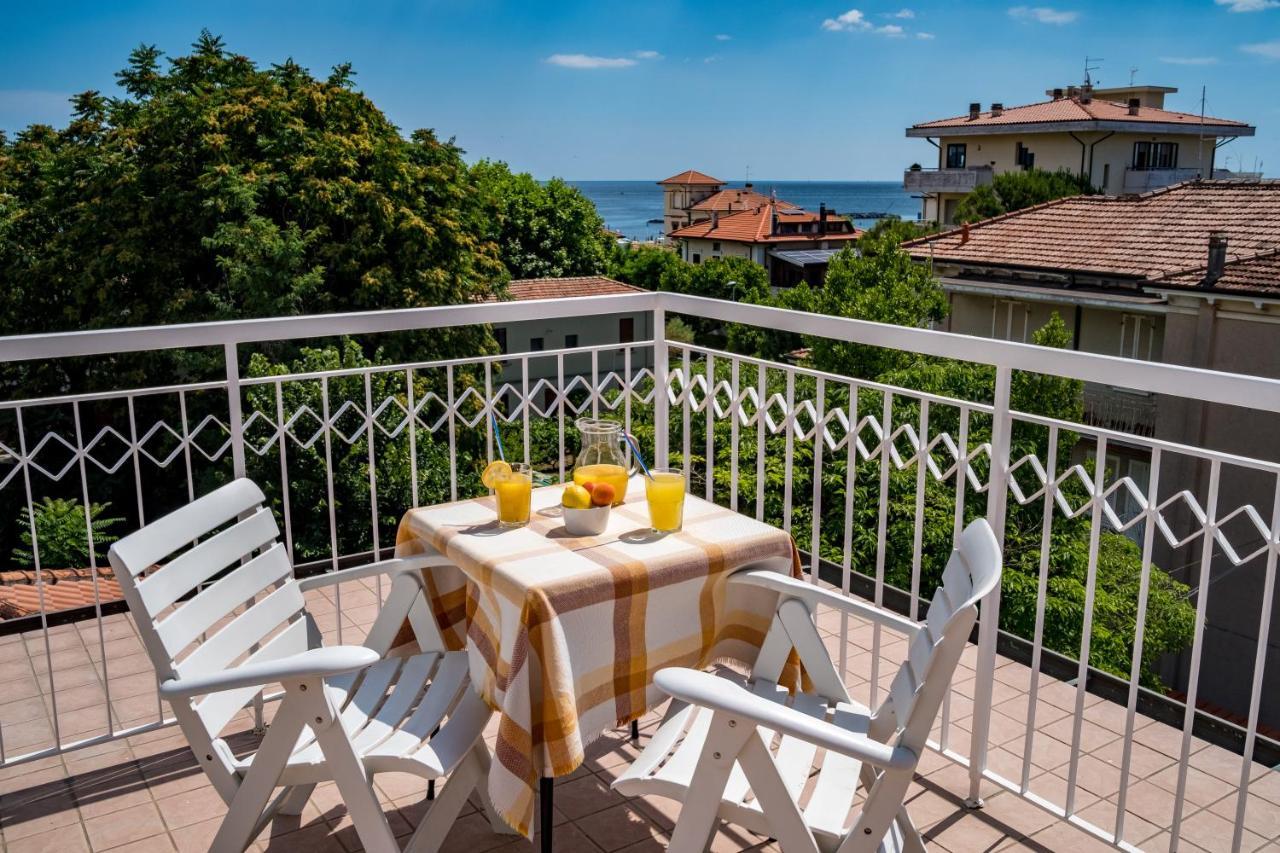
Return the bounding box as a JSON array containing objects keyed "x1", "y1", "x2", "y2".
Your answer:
[{"x1": 571, "y1": 418, "x2": 635, "y2": 505}]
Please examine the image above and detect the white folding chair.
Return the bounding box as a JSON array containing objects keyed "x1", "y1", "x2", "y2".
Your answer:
[
  {"x1": 613, "y1": 519, "x2": 1002, "y2": 853},
  {"x1": 109, "y1": 478, "x2": 503, "y2": 853}
]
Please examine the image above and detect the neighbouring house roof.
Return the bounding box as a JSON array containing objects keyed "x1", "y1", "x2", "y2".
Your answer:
[
  {"x1": 0, "y1": 568, "x2": 123, "y2": 620},
  {"x1": 689, "y1": 189, "x2": 795, "y2": 213},
  {"x1": 494, "y1": 276, "x2": 647, "y2": 302},
  {"x1": 902, "y1": 181, "x2": 1280, "y2": 291},
  {"x1": 907, "y1": 96, "x2": 1254, "y2": 138},
  {"x1": 1150, "y1": 248, "x2": 1280, "y2": 294},
  {"x1": 657, "y1": 169, "x2": 725, "y2": 186},
  {"x1": 668, "y1": 204, "x2": 861, "y2": 245}
]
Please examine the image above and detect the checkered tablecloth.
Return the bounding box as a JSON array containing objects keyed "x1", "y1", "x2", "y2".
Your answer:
[{"x1": 393, "y1": 476, "x2": 801, "y2": 836}]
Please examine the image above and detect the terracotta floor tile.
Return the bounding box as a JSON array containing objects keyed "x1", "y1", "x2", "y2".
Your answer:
[
  {"x1": 3, "y1": 821, "x2": 91, "y2": 853},
  {"x1": 82, "y1": 801, "x2": 167, "y2": 851},
  {"x1": 575, "y1": 801, "x2": 666, "y2": 851}
]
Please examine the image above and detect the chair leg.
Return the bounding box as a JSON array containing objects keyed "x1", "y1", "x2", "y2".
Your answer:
[
  {"x1": 667, "y1": 711, "x2": 752, "y2": 853},
  {"x1": 278, "y1": 783, "x2": 316, "y2": 816},
  {"x1": 310, "y1": 690, "x2": 399, "y2": 853},
  {"x1": 404, "y1": 752, "x2": 485, "y2": 853},
  {"x1": 210, "y1": 696, "x2": 310, "y2": 853}
]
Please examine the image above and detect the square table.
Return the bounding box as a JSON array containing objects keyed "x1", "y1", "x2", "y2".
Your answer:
[{"x1": 393, "y1": 476, "x2": 802, "y2": 839}]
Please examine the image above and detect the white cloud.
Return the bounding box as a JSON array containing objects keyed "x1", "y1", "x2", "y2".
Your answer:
[
  {"x1": 703, "y1": 55, "x2": 719, "y2": 64},
  {"x1": 888, "y1": 8, "x2": 916, "y2": 17},
  {"x1": 1159, "y1": 55, "x2": 1219, "y2": 65},
  {"x1": 633, "y1": 50, "x2": 662, "y2": 59},
  {"x1": 1216, "y1": 0, "x2": 1279, "y2": 11},
  {"x1": 822, "y1": 8, "x2": 871, "y2": 31},
  {"x1": 916, "y1": 31, "x2": 936, "y2": 39},
  {"x1": 545, "y1": 54, "x2": 637, "y2": 69},
  {"x1": 821, "y1": 9, "x2": 911, "y2": 35},
  {"x1": 1241, "y1": 39, "x2": 1280, "y2": 58},
  {"x1": 1008, "y1": 5, "x2": 1078, "y2": 24},
  {"x1": 714, "y1": 33, "x2": 732, "y2": 41}
]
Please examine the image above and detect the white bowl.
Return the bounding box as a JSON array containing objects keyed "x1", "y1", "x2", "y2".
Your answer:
[{"x1": 563, "y1": 504, "x2": 610, "y2": 536}]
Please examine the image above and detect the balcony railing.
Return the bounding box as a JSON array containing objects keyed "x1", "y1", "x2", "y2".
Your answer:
[
  {"x1": 1121, "y1": 167, "x2": 1265, "y2": 193},
  {"x1": 1, "y1": 292, "x2": 1279, "y2": 851},
  {"x1": 903, "y1": 165, "x2": 995, "y2": 193},
  {"x1": 1083, "y1": 383, "x2": 1157, "y2": 437}
]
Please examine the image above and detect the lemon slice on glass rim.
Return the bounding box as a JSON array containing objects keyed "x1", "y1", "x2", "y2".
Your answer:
[{"x1": 481, "y1": 460, "x2": 512, "y2": 489}]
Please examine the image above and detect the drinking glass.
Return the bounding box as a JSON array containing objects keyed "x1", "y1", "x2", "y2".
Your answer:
[
  {"x1": 645, "y1": 467, "x2": 686, "y2": 533},
  {"x1": 494, "y1": 462, "x2": 532, "y2": 527}
]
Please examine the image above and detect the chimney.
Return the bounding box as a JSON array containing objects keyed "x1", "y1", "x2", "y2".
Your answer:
[
  {"x1": 960, "y1": 222, "x2": 970, "y2": 245},
  {"x1": 1080, "y1": 85, "x2": 1093, "y2": 104},
  {"x1": 1127, "y1": 97, "x2": 1140, "y2": 116},
  {"x1": 1204, "y1": 232, "x2": 1228, "y2": 286},
  {"x1": 990, "y1": 102, "x2": 1004, "y2": 118},
  {"x1": 1053, "y1": 87, "x2": 1064, "y2": 100},
  {"x1": 969, "y1": 102, "x2": 981, "y2": 120},
  {"x1": 818, "y1": 203, "x2": 827, "y2": 236},
  {"x1": 1067, "y1": 85, "x2": 1079, "y2": 99},
  {"x1": 744, "y1": 182, "x2": 753, "y2": 190},
  {"x1": 712, "y1": 211, "x2": 719, "y2": 229},
  {"x1": 770, "y1": 207, "x2": 778, "y2": 235}
]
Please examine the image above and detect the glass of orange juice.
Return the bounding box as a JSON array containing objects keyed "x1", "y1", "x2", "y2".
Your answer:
[
  {"x1": 645, "y1": 467, "x2": 686, "y2": 533},
  {"x1": 494, "y1": 463, "x2": 532, "y2": 527}
]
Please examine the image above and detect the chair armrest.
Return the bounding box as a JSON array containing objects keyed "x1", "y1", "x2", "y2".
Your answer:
[
  {"x1": 730, "y1": 569, "x2": 923, "y2": 639},
  {"x1": 297, "y1": 554, "x2": 449, "y2": 592},
  {"x1": 655, "y1": 668, "x2": 917, "y2": 771},
  {"x1": 159, "y1": 646, "x2": 380, "y2": 700}
]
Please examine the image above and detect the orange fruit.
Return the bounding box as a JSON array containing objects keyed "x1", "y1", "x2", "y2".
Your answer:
[
  {"x1": 580, "y1": 481, "x2": 597, "y2": 495},
  {"x1": 590, "y1": 482, "x2": 615, "y2": 507}
]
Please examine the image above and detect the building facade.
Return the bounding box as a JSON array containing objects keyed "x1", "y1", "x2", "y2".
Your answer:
[
  {"x1": 904, "y1": 84, "x2": 1256, "y2": 225},
  {"x1": 904, "y1": 181, "x2": 1280, "y2": 726}
]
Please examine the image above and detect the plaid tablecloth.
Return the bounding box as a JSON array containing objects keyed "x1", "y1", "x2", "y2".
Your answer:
[{"x1": 393, "y1": 476, "x2": 801, "y2": 836}]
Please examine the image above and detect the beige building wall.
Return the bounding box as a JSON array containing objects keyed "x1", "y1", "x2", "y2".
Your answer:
[
  {"x1": 677, "y1": 237, "x2": 756, "y2": 264},
  {"x1": 923, "y1": 129, "x2": 1217, "y2": 222},
  {"x1": 492, "y1": 311, "x2": 654, "y2": 384},
  {"x1": 944, "y1": 290, "x2": 1165, "y2": 358},
  {"x1": 663, "y1": 185, "x2": 720, "y2": 234}
]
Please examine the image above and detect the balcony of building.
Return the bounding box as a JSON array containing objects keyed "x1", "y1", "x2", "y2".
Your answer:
[
  {"x1": 903, "y1": 166, "x2": 995, "y2": 194},
  {"x1": 1, "y1": 293, "x2": 1278, "y2": 852},
  {"x1": 1121, "y1": 168, "x2": 1264, "y2": 194}
]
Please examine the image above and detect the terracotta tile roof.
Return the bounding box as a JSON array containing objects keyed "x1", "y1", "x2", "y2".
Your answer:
[
  {"x1": 689, "y1": 189, "x2": 795, "y2": 213},
  {"x1": 911, "y1": 97, "x2": 1251, "y2": 133},
  {"x1": 494, "y1": 277, "x2": 647, "y2": 301},
  {"x1": 657, "y1": 169, "x2": 724, "y2": 186},
  {"x1": 1151, "y1": 248, "x2": 1280, "y2": 294},
  {"x1": 668, "y1": 204, "x2": 861, "y2": 245},
  {"x1": 0, "y1": 573, "x2": 123, "y2": 619},
  {"x1": 903, "y1": 181, "x2": 1280, "y2": 286}
]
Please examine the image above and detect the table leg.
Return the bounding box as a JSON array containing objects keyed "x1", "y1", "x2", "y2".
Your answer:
[
  {"x1": 630, "y1": 720, "x2": 640, "y2": 743},
  {"x1": 540, "y1": 777, "x2": 554, "y2": 853}
]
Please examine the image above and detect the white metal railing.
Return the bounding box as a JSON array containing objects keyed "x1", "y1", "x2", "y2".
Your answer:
[{"x1": 1, "y1": 292, "x2": 1278, "y2": 853}]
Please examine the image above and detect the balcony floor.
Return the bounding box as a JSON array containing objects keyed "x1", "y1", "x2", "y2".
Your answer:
[{"x1": 2, "y1": 578, "x2": 1278, "y2": 852}]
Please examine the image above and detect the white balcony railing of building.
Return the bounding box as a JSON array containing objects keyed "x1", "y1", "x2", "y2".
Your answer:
[
  {"x1": 1121, "y1": 167, "x2": 1265, "y2": 193},
  {"x1": 1, "y1": 292, "x2": 1278, "y2": 852},
  {"x1": 903, "y1": 165, "x2": 995, "y2": 193}
]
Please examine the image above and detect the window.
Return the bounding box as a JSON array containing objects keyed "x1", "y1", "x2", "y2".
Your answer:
[
  {"x1": 991, "y1": 299, "x2": 1031, "y2": 342},
  {"x1": 1118, "y1": 314, "x2": 1159, "y2": 360},
  {"x1": 945, "y1": 143, "x2": 967, "y2": 169},
  {"x1": 494, "y1": 327, "x2": 508, "y2": 354},
  {"x1": 565, "y1": 334, "x2": 579, "y2": 348},
  {"x1": 712, "y1": 242, "x2": 721, "y2": 252},
  {"x1": 530, "y1": 337, "x2": 544, "y2": 352},
  {"x1": 1133, "y1": 141, "x2": 1178, "y2": 170},
  {"x1": 1102, "y1": 163, "x2": 1110, "y2": 191},
  {"x1": 619, "y1": 317, "x2": 635, "y2": 343},
  {"x1": 1015, "y1": 142, "x2": 1035, "y2": 170},
  {"x1": 692, "y1": 253, "x2": 701, "y2": 264}
]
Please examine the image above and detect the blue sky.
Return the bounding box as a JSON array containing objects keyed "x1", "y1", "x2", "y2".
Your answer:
[{"x1": 1, "y1": 1, "x2": 1277, "y2": 180}]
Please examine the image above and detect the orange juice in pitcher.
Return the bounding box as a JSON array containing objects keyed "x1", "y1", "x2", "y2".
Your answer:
[{"x1": 571, "y1": 419, "x2": 634, "y2": 506}]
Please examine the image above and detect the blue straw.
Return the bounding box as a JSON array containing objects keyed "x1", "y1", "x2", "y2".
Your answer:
[
  {"x1": 491, "y1": 411, "x2": 506, "y2": 462},
  {"x1": 624, "y1": 433, "x2": 655, "y2": 481}
]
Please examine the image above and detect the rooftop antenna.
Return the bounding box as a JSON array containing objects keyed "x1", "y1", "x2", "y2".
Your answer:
[
  {"x1": 1129, "y1": 66, "x2": 1139, "y2": 86},
  {"x1": 1084, "y1": 56, "x2": 1103, "y2": 86}
]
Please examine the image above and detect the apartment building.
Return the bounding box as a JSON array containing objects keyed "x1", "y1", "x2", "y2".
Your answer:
[{"x1": 904, "y1": 84, "x2": 1256, "y2": 224}]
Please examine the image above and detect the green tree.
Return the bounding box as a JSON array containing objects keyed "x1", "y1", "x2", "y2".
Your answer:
[
  {"x1": 856, "y1": 217, "x2": 938, "y2": 256},
  {"x1": 471, "y1": 160, "x2": 610, "y2": 280},
  {"x1": 953, "y1": 168, "x2": 1096, "y2": 224},
  {"x1": 0, "y1": 32, "x2": 504, "y2": 393},
  {"x1": 13, "y1": 498, "x2": 122, "y2": 568},
  {"x1": 606, "y1": 243, "x2": 684, "y2": 291}
]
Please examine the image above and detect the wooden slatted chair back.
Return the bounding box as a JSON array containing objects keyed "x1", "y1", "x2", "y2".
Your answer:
[
  {"x1": 108, "y1": 479, "x2": 306, "y2": 792},
  {"x1": 871, "y1": 519, "x2": 1002, "y2": 750}
]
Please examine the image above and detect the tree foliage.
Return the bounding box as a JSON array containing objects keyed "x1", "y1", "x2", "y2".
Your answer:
[
  {"x1": 606, "y1": 243, "x2": 685, "y2": 291},
  {"x1": 953, "y1": 168, "x2": 1097, "y2": 224},
  {"x1": 13, "y1": 498, "x2": 122, "y2": 568},
  {"x1": 0, "y1": 32, "x2": 504, "y2": 392},
  {"x1": 471, "y1": 160, "x2": 611, "y2": 280}
]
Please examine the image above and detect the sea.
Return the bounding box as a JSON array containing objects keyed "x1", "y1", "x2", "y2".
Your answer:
[{"x1": 570, "y1": 180, "x2": 917, "y2": 242}]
